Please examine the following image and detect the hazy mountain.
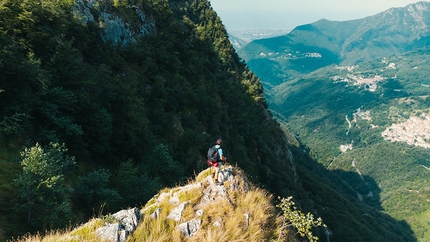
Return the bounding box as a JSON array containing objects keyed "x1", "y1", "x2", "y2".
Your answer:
[
  {"x1": 238, "y1": 1, "x2": 430, "y2": 86},
  {"x1": 227, "y1": 33, "x2": 248, "y2": 49},
  {"x1": 228, "y1": 29, "x2": 291, "y2": 50}
]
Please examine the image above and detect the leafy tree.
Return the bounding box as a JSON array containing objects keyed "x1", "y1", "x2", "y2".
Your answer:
[
  {"x1": 75, "y1": 169, "x2": 121, "y2": 212},
  {"x1": 115, "y1": 159, "x2": 161, "y2": 207},
  {"x1": 142, "y1": 144, "x2": 185, "y2": 186},
  {"x1": 277, "y1": 196, "x2": 326, "y2": 242},
  {"x1": 13, "y1": 142, "x2": 75, "y2": 229}
]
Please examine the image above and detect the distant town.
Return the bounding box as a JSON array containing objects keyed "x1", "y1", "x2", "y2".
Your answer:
[{"x1": 227, "y1": 29, "x2": 291, "y2": 42}]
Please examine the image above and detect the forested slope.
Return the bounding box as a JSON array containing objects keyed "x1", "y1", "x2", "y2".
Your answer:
[
  {"x1": 0, "y1": 0, "x2": 292, "y2": 238},
  {"x1": 0, "y1": 0, "x2": 417, "y2": 241},
  {"x1": 269, "y1": 48, "x2": 430, "y2": 240}
]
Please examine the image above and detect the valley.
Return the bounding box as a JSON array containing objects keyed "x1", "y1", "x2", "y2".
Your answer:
[{"x1": 235, "y1": 1, "x2": 430, "y2": 241}]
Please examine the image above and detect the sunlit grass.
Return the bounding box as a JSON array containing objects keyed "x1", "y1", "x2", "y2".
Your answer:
[
  {"x1": 195, "y1": 167, "x2": 212, "y2": 182},
  {"x1": 9, "y1": 218, "x2": 106, "y2": 242},
  {"x1": 11, "y1": 167, "x2": 300, "y2": 242},
  {"x1": 133, "y1": 167, "x2": 290, "y2": 241},
  {"x1": 129, "y1": 215, "x2": 176, "y2": 242}
]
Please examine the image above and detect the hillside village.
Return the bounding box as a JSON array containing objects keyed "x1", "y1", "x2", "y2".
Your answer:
[
  {"x1": 332, "y1": 62, "x2": 430, "y2": 149},
  {"x1": 333, "y1": 63, "x2": 392, "y2": 92},
  {"x1": 341, "y1": 106, "x2": 430, "y2": 151},
  {"x1": 382, "y1": 114, "x2": 430, "y2": 149}
]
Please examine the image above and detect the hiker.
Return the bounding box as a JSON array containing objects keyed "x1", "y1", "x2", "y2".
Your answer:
[{"x1": 207, "y1": 139, "x2": 227, "y2": 185}]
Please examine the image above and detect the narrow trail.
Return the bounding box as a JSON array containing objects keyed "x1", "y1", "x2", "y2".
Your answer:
[{"x1": 345, "y1": 114, "x2": 352, "y2": 136}]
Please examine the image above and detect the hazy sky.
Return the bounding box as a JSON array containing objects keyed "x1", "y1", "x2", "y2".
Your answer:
[{"x1": 209, "y1": 0, "x2": 427, "y2": 30}]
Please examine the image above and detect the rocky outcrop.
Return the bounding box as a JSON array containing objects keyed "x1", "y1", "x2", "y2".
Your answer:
[
  {"x1": 177, "y1": 219, "x2": 202, "y2": 237},
  {"x1": 73, "y1": 0, "x2": 155, "y2": 45},
  {"x1": 166, "y1": 202, "x2": 187, "y2": 222},
  {"x1": 95, "y1": 207, "x2": 141, "y2": 242},
  {"x1": 143, "y1": 166, "x2": 249, "y2": 238},
  {"x1": 28, "y1": 166, "x2": 285, "y2": 241}
]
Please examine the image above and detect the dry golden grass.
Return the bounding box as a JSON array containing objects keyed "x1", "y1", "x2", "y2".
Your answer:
[
  {"x1": 9, "y1": 219, "x2": 105, "y2": 242},
  {"x1": 189, "y1": 188, "x2": 277, "y2": 241},
  {"x1": 128, "y1": 215, "x2": 175, "y2": 242},
  {"x1": 133, "y1": 167, "x2": 286, "y2": 242},
  {"x1": 195, "y1": 167, "x2": 213, "y2": 182},
  {"x1": 11, "y1": 167, "x2": 301, "y2": 242}
]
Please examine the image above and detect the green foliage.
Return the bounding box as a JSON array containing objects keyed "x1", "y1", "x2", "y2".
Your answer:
[
  {"x1": 139, "y1": 144, "x2": 183, "y2": 185},
  {"x1": 75, "y1": 169, "x2": 121, "y2": 212},
  {"x1": 13, "y1": 142, "x2": 76, "y2": 229},
  {"x1": 277, "y1": 196, "x2": 325, "y2": 242},
  {"x1": 115, "y1": 159, "x2": 161, "y2": 207},
  {"x1": 0, "y1": 113, "x2": 28, "y2": 134}
]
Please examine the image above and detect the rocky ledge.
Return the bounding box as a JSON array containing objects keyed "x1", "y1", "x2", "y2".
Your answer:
[{"x1": 96, "y1": 166, "x2": 251, "y2": 241}]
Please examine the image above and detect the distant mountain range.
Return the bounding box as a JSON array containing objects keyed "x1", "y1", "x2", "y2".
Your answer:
[
  {"x1": 238, "y1": 1, "x2": 430, "y2": 86},
  {"x1": 227, "y1": 29, "x2": 290, "y2": 49},
  {"x1": 236, "y1": 1, "x2": 430, "y2": 241}
]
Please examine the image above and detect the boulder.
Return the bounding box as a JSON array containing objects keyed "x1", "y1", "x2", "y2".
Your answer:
[
  {"x1": 96, "y1": 223, "x2": 121, "y2": 242},
  {"x1": 113, "y1": 207, "x2": 141, "y2": 232},
  {"x1": 167, "y1": 202, "x2": 187, "y2": 222},
  {"x1": 95, "y1": 207, "x2": 141, "y2": 242},
  {"x1": 150, "y1": 208, "x2": 162, "y2": 219},
  {"x1": 176, "y1": 219, "x2": 202, "y2": 237}
]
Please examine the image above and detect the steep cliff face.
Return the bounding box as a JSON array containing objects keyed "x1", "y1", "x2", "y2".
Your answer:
[{"x1": 73, "y1": 0, "x2": 155, "y2": 45}]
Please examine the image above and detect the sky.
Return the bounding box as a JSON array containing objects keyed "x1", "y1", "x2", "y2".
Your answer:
[{"x1": 209, "y1": 0, "x2": 427, "y2": 30}]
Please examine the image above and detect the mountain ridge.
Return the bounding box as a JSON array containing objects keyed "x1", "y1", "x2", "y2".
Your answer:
[{"x1": 238, "y1": 1, "x2": 430, "y2": 86}]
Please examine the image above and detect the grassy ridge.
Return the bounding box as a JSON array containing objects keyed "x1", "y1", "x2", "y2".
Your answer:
[{"x1": 10, "y1": 167, "x2": 299, "y2": 242}]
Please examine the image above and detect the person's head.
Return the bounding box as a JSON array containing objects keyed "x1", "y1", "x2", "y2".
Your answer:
[{"x1": 216, "y1": 139, "x2": 222, "y2": 145}]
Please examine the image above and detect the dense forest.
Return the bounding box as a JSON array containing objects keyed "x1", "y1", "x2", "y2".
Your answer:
[
  {"x1": 0, "y1": 0, "x2": 294, "y2": 238},
  {"x1": 0, "y1": 0, "x2": 419, "y2": 241}
]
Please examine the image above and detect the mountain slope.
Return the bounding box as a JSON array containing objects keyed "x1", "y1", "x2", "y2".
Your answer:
[
  {"x1": 0, "y1": 0, "x2": 419, "y2": 241},
  {"x1": 47, "y1": 167, "x2": 299, "y2": 242},
  {"x1": 0, "y1": 0, "x2": 292, "y2": 238},
  {"x1": 269, "y1": 47, "x2": 430, "y2": 240},
  {"x1": 238, "y1": 1, "x2": 430, "y2": 86},
  {"x1": 14, "y1": 166, "x2": 417, "y2": 242}
]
